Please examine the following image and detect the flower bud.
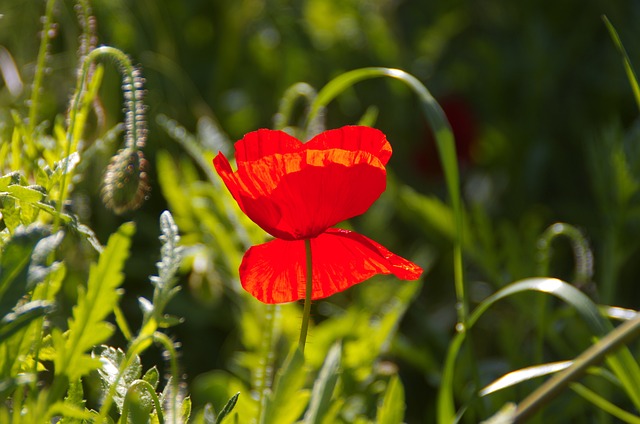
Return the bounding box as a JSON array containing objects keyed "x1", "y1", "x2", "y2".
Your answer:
[{"x1": 101, "y1": 147, "x2": 150, "y2": 214}]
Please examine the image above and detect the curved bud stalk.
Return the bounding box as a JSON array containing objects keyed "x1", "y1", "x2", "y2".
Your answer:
[{"x1": 61, "y1": 45, "x2": 150, "y2": 217}]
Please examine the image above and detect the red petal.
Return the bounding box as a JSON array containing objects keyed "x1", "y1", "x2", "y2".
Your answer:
[
  {"x1": 214, "y1": 151, "x2": 386, "y2": 240},
  {"x1": 306, "y1": 126, "x2": 392, "y2": 166},
  {"x1": 234, "y1": 129, "x2": 302, "y2": 162},
  {"x1": 239, "y1": 228, "x2": 422, "y2": 304}
]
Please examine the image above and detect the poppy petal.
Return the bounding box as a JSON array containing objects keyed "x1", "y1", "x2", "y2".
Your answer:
[
  {"x1": 234, "y1": 129, "x2": 302, "y2": 162},
  {"x1": 215, "y1": 149, "x2": 387, "y2": 239},
  {"x1": 306, "y1": 126, "x2": 392, "y2": 166},
  {"x1": 240, "y1": 228, "x2": 422, "y2": 303}
]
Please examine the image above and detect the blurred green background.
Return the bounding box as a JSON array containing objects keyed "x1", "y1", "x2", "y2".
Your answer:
[{"x1": 2, "y1": 0, "x2": 640, "y2": 421}]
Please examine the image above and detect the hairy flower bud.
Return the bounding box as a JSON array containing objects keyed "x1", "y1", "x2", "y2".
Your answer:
[{"x1": 101, "y1": 147, "x2": 150, "y2": 214}]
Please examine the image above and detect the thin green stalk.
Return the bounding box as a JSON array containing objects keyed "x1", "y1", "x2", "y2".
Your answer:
[
  {"x1": 274, "y1": 82, "x2": 317, "y2": 138},
  {"x1": 27, "y1": 0, "x2": 56, "y2": 135},
  {"x1": 58, "y1": 46, "x2": 141, "y2": 224},
  {"x1": 255, "y1": 305, "x2": 277, "y2": 424},
  {"x1": 153, "y1": 332, "x2": 180, "y2": 424},
  {"x1": 514, "y1": 312, "x2": 640, "y2": 423},
  {"x1": 298, "y1": 239, "x2": 313, "y2": 354},
  {"x1": 120, "y1": 380, "x2": 165, "y2": 424}
]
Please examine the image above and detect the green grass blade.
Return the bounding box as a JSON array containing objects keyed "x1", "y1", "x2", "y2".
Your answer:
[
  {"x1": 438, "y1": 277, "x2": 632, "y2": 423},
  {"x1": 603, "y1": 16, "x2": 640, "y2": 112},
  {"x1": 261, "y1": 348, "x2": 308, "y2": 424},
  {"x1": 303, "y1": 343, "x2": 341, "y2": 424},
  {"x1": 376, "y1": 375, "x2": 406, "y2": 424},
  {"x1": 571, "y1": 383, "x2": 640, "y2": 424},
  {"x1": 480, "y1": 361, "x2": 573, "y2": 396}
]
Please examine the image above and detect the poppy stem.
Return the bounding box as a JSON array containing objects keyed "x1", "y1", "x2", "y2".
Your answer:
[{"x1": 298, "y1": 239, "x2": 313, "y2": 354}]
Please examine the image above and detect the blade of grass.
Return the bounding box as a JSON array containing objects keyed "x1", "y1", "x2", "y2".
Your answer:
[
  {"x1": 306, "y1": 67, "x2": 465, "y2": 324},
  {"x1": 603, "y1": 15, "x2": 640, "y2": 112},
  {"x1": 438, "y1": 278, "x2": 640, "y2": 423},
  {"x1": 571, "y1": 383, "x2": 640, "y2": 424}
]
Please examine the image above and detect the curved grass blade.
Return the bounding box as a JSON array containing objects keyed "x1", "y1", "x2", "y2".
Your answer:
[
  {"x1": 437, "y1": 277, "x2": 640, "y2": 423},
  {"x1": 480, "y1": 361, "x2": 572, "y2": 397},
  {"x1": 307, "y1": 66, "x2": 467, "y2": 327},
  {"x1": 303, "y1": 343, "x2": 341, "y2": 424},
  {"x1": 603, "y1": 16, "x2": 640, "y2": 112},
  {"x1": 570, "y1": 383, "x2": 640, "y2": 424}
]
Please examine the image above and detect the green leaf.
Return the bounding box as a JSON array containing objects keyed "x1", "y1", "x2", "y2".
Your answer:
[
  {"x1": 376, "y1": 375, "x2": 405, "y2": 424},
  {"x1": 570, "y1": 383, "x2": 640, "y2": 424},
  {"x1": 261, "y1": 348, "x2": 308, "y2": 424},
  {"x1": 55, "y1": 222, "x2": 135, "y2": 381},
  {"x1": 160, "y1": 377, "x2": 189, "y2": 424},
  {"x1": 143, "y1": 366, "x2": 160, "y2": 390},
  {"x1": 93, "y1": 345, "x2": 142, "y2": 412},
  {"x1": 140, "y1": 210, "x2": 183, "y2": 335},
  {"x1": 58, "y1": 378, "x2": 87, "y2": 424},
  {"x1": 4, "y1": 184, "x2": 44, "y2": 203},
  {"x1": 304, "y1": 343, "x2": 341, "y2": 424},
  {"x1": 0, "y1": 300, "x2": 52, "y2": 341},
  {"x1": 217, "y1": 392, "x2": 240, "y2": 424},
  {"x1": 0, "y1": 224, "x2": 54, "y2": 316}
]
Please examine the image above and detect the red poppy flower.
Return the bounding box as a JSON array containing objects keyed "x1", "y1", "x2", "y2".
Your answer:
[{"x1": 213, "y1": 126, "x2": 423, "y2": 304}]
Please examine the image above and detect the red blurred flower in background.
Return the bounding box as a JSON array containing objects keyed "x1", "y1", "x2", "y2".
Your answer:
[
  {"x1": 415, "y1": 94, "x2": 478, "y2": 178},
  {"x1": 213, "y1": 126, "x2": 422, "y2": 304}
]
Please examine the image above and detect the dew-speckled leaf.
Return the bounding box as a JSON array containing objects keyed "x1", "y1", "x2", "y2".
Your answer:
[{"x1": 93, "y1": 345, "x2": 142, "y2": 412}]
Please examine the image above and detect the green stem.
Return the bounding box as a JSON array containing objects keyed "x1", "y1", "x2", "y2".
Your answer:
[
  {"x1": 27, "y1": 0, "x2": 56, "y2": 135},
  {"x1": 153, "y1": 332, "x2": 181, "y2": 424},
  {"x1": 298, "y1": 239, "x2": 313, "y2": 354},
  {"x1": 58, "y1": 46, "x2": 140, "y2": 225},
  {"x1": 514, "y1": 312, "x2": 640, "y2": 423},
  {"x1": 120, "y1": 380, "x2": 165, "y2": 424},
  {"x1": 274, "y1": 82, "x2": 317, "y2": 138},
  {"x1": 255, "y1": 304, "x2": 277, "y2": 424}
]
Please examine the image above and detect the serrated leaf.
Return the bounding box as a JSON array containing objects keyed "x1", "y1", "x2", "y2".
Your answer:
[
  {"x1": 140, "y1": 210, "x2": 183, "y2": 335},
  {"x1": 304, "y1": 343, "x2": 341, "y2": 424},
  {"x1": 0, "y1": 172, "x2": 21, "y2": 190},
  {"x1": 217, "y1": 392, "x2": 240, "y2": 424},
  {"x1": 58, "y1": 378, "x2": 87, "y2": 424},
  {"x1": 261, "y1": 348, "x2": 308, "y2": 424},
  {"x1": 4, "y1": 184, "x2": 44, "y2": 203},
  {"x1": 161, "y1": 377, "x2": 189, "y2": 424},
  {"x1": 93, "y1": 345, "x2": 142, "y2": 412},
  {"x1": 55, "y1": 222, "x2": 135, "y2": 381},
  {"x1": 376, "y1": 375, "x2": 405, "y2": 424},
  {"x1": 49, "y1": 401, "x2": 94, "y2": 420},
  {"x1": 0, "y1": 197, "x2": 21, "y2": 233}
]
